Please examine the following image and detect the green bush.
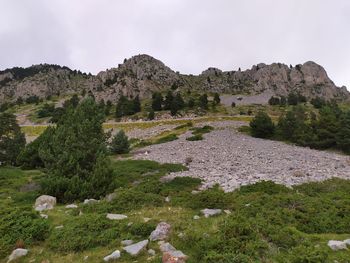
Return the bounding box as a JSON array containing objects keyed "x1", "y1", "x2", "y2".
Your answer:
[
  {"x1": 110, "y1": 130, "x2": 130, "y2": 154},
  {"x1": 154, "y1": 133, "x2": 178, "y2": 144},
  {"x1": 186, "y1": 134, "x2": 203, "y2": 141},
  {"x1": 249, "y1": 111, "x2": 275, "y2": 138},
  {"x1": 48, "y1": 214, "x2": 121, "y2": 252},
  {"x1": 0, "y1": 207, "x2": 50, "y2": 257}
]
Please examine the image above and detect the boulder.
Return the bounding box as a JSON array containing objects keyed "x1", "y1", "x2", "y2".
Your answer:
[
  {"x1": 7, "y1": 248, "x2": 28, "y2": 262},
  {"x1": 123, "y1": 240, "x2": 149, "y2": 256},
  {"x1": 103, "y1": 250, "x2": 121, "y2": 262},
  {"x1": 327, "y1": 240, "x2": 347, "y2": 251},
  {"x1": 34, "y1": 195, "x2": 56, "y2": 211},
  {"x1": 106, "y1": 213, "x2": 128, "y2": 220},
  {"x1": 201, "y1": 208, "x2": 222, "y2": 218},
  {"x1": 150, "y1": 222, "x2": 171, "y2": 241},
  {"x1": 160, "y1": 242, "x2": 176, "y2": 252},
  {"x1": 162, "y1": 250, "x2": 188, "y2": 263}
]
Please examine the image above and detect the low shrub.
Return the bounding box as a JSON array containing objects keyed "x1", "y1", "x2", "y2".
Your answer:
[
  {"x1": 154, "y1": 133, "x2": 178, "y2": 144},
  {"x1": 186, "y1": 134, "x2": 203, "y2": 141}
]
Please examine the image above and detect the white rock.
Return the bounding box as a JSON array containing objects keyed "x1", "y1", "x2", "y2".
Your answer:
[
  {"x1": 121, "y1": 240, "x2": 133, "y2": 246},
  {"x1": 327, "y1": 240, "x2": 347, "y2": 251},
  {"x1": 40, "y1": 214, "x2": 48, "y2": 219},
  {"x1": 103, "y1": 250, "x2": 121, "y2": 262},
  {"x1": 34, "y1": 195, "x2": 56, "y2": 211},
  {"x1": 224, "y1": 209, "x2": 231, "y2": 214},
  {"x1": 193, "y1": 215, "x2": 200, "y2": 220},
  {"x1": 149, "y1": 222, "x2": 171, "y2": 241},
  {"x1": 201, "y1": 208, "x2": 222, "y2": 218},
  {"x1": 84, "y1": 199, "x2": 99, "y2": 204},
  {"x1": 123, "y1": 240, "x2": 149, "y2": 256},
  {"x1": 7, "y1": 248, "x2": 28, "y2": 262},
  {"x1": 106, "y1": 213, "x2": 128, "y2": 220},
  {"x1": 65, "y1": 204, "x2": 78, "y2": 209}
]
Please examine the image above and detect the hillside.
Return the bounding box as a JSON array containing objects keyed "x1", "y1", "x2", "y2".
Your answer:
[{"x1": 0, "y1": 55, "x2": 349, "y2": 104}]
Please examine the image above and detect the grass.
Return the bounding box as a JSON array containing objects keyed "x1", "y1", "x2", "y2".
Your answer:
[{"x1": 1, "y1": 160, "x2": 350, "y2": 262}]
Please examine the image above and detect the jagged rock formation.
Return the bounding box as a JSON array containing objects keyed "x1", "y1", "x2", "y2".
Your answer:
[{"x1": 0, "y1": 54, "x2": 348, "y2": 104}]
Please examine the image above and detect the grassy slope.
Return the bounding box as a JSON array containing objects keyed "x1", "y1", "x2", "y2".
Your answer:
[{"x1": 1, "y1": 160, "x2": 350, "y2": 262}]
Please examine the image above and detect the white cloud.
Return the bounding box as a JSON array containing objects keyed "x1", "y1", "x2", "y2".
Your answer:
[{"x1": 0, "y1": 0, "x2": 349, "y2": 89}]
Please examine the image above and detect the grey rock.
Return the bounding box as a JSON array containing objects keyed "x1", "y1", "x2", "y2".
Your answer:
[
  {"x1": 327, "y1": 240, "x2": 347, "y2": 251},
  {"x1": 34, "y1": 195, "x2": 56, "y2": 211},
  {"x1": 103, "y1": 250, "x2": 121, "y2": 262},
  {"x1": 83, "y1": 199, "x2": 99, "y2": 204},
  {"x1": 123, "y1": 240, "x2": 149, "y2": 256},
  {"x1": 7, "y1": 248, "x2": 28, "y2": 262},
  {"x1": 150, "y1": 222, "x2": 171, "y2": 241},
  {"x1": 201, "y1": 208, "x2": 222, "y2": 218},
  {"x1": 344, "y1": 239, "x2": 350, "y2": 245},
  {"x1": 148, "y1": 249, "x2": 156, "y2": 256},
  {"x1": 65, "y1": 204, "x2": 78, "y2": 209},
  {"x1": 121, "y1": 240, "x2": 133, "y2": 246},
  {"x1": 160, "y1": 242, "x2": 176, "y2": 252},
  {"x1": 106, "y1": 213, "x2": 128, "y2": 220}
]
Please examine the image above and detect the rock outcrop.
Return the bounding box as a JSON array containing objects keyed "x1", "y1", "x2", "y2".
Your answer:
[{"x1": 0, "y1": 55, "x2": 348, "y2": 104}]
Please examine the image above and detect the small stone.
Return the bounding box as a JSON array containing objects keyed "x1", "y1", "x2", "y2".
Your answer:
[
  {"x1": 106, "y1": 213, "x2": 128, "y2": 220},
  {"x1": 148, "y1": 249, "x2": 156, "y2": 256},
  {"x1": 123, "y1": 240, "x2": 149, "y2": 256},
  {"x1": 162, "y1": 250, "x2": 188, "y2": 263},
  {"x1": 143, "y1": 217, "x2": 151, "y2": 222},
  {"x1": 105, "y1": 192, "x2": 117, "y2": 202},
  {"x1": 165, "y1": 196, "x2": 171, "y2": 202},
  {"x1": 83, "y1": 255, "x2": 89, "y2": 261},
  {"x1": 224, "y1": 210, "x2": 231, "y2": 214},
  {"x1": 83, "y1": 199, "x2": 99, "y2": 204},
  {"x1": 65, "y1": 204, "x2": 78, "y2": 209},
  {"x1": 55, "y1": 225, "x2": 64, "y2": 229},
  {"x1": 103, "y1": 250, "x2": 121, "y2": 262},
  {"x1": 328, "y1": 240, "x2": 347, "y2": 251},
  {"x1": 79, "y1": 211, "x2": 83, "y2": 216},
  {"x1": 40, "y1": 214, "x2": 48, "y2": 219},
  {"x1": 193, "y1": 215, "x2": 200, "y2": 220},
  {"x1": 7, "y1": 248, "x2": 28, "y2": 262},
  {"x1": 201, "y1": 208, "x2": 222, "y2": 218},
  {"x1": 160, "y1": 242, "x2": 176, "y2": 252},
  {"x1": 150, "y1": 222, "x2": 171, "y2": 241},
  {"x1": 128, "y1": 222, "x2": 133, "y2": 226},
  {"x1": 191, "y1": 190, "x2": 200, "y2": 195},
  {"x1": 121, "y1": 240, "x2": 133, "y2": 246},
  {"x1": 178, "y1": 232, "x2": 185, "y2": 238}
]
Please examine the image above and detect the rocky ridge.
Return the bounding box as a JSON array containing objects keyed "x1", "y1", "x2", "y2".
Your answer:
[{"x1": 0, "y1": 54, "x2": 349, "y2": 103}]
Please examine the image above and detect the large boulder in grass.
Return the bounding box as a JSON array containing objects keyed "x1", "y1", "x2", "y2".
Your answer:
[
  {"x1": 150, "y1": 222, "x2": 171, "y2": 241},
  {"x1": 7, "y1": 248, "x2": 28, "y2": 262},
  {"x1": 34, "y1": 195, "x2": 56, "y2": 211}
]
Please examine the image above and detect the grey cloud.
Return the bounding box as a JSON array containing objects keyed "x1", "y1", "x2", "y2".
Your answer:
[{"x1": 0, "y1": 0, "x2": 349, "y2": 89}]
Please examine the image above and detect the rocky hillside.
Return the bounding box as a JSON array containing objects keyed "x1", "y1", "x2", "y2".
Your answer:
[{"x1": 0, "y1": 55, "x2": 348, "y2": 103}]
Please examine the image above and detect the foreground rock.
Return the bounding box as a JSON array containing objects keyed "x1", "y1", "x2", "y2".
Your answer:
[
  {"x1": 83, "y1": 199, "x2": 99, "y2": 204},
  {"x1": 65, "y1": 204, "x2": 78, "y2": 209},
  {"x1": 162, "y1": 250, "x2": 188, "y2": 263},
  {"x1": 7, "y1": 248, "x2": 28, "y2": 262},
  {"x1": 103, "y1": 250, "x2": 121, "y2": 262},
  {"x1": 106, "y1": 213, "x2": 128, "y2": 220},
  {"x1": 123, "y1": 240, "x2": 149, "y2": 256},
  {"x1": 34, "y1": 195, "x2": 56, "y2": 211},
  {"x1": 201, "y1": 208, "x2": 222, "y2": 218},
  {"x1": 150, "y1": 222, "x2": 171, "y2": 241},
  {"x1": 327, "y1": 240, "x2": 347, "y2": 251}
]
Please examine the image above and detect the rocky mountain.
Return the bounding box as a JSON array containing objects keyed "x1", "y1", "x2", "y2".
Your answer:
[{"x1": 0, "y1": 54, "x2": 348, "y2": 104}]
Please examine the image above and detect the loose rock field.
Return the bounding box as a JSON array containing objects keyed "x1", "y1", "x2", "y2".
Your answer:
[{"x1": 134, "y1": 121, "x2": 350, "y2": 191}]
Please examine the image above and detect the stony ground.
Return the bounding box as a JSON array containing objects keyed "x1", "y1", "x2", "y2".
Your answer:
[{"x1": 134, "y1": 121, "x2": 350, "y2": 191}]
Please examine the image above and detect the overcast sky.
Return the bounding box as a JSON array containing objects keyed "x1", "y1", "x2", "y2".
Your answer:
[{"x1": 1, "y1": 0, "x2": 349, "y2": 89}]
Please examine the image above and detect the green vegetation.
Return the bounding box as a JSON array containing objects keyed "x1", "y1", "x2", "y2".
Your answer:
[
  {"x1": 110, "y1": 130, "x2": 130, "y2": 154},
  {"x1": 249, "y1": 111, "x2": 275, "y2": 138},
  {"x1": 115, "y1": 95, "x2": 141, "y2": 120},
  {"x1": 1, "y1": 162, "x2": 350, "y2": 262},
  {"x1": 0, "y1": 112, "x2": 26, "y2": 165}
]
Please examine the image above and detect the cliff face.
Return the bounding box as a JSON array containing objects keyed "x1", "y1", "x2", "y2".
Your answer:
[{"x1": 0, "y1": 55, "x2": 348, "y2": 103}]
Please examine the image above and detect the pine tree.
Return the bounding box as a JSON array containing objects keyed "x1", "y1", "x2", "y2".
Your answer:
[
  {"x1": 250, "y1": 111, "x2": 275, "y2": 138},
  {"x1": 0, "y1": 112, "x2": 26, "y2": 165},
  {"x1": 213, "y1": 93, "x2": 221, "y2": 105},
  {"x1": 164, "y1": 90, "x2": 174, "y2": 110},
  {"x1": 199, "y1": 94, "x2": 208, "y2": 110},
  {"x1": 110, "y1": 130, "x2": 130, "y2": 154},
  {"x1": 336, "y1": 111, "x2": 350, "y2": 154},
  {"x1": 151, "y1": 92, "x2": 163, "y2": 111},
  {"x1": 132, "y1": 95, "x2": 141, "y2": 113}
]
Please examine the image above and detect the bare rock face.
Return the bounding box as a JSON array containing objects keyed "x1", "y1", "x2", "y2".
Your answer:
[{"x1": 0, "y1": 55, "x2": 348, "y2": 104}]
